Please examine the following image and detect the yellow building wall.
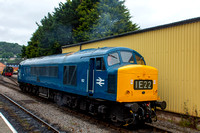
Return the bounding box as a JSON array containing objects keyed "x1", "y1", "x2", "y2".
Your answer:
[
  {"x1": 62, "y1": 45, "x2": 80, "y2": 53},
  {"x1": 62, "y1": 21, "x2": 200, "y2": 117}
]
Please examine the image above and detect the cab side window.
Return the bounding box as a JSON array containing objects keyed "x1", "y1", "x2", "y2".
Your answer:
[
  {"x1": 96, "y1": 57, "x2": 106, "y2": 71},
  {"x1": 120, "y1": 51, "x2": 134, "y2": 63},
  {"x1": 135, "y1": 55, "x2": 145, "y2": 65},
  {"x1": 107, "y1": 52, "x2": 120, "y2": 66}
]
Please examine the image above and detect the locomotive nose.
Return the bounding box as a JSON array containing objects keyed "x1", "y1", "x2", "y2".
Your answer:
[
  {"x1": 118, "y1": 65, "x2": 158, "y2": 75},
  {"x1": 116, "y1": 65, "x2": 160, "y2": 102}
]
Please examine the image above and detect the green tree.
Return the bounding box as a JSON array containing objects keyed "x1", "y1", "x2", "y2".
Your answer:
[
  {"x1": 74, "y1": 0, "x2": 139, "y2": 41},
  {"x1": 73, "y1": 0, "x2": 99, "y2": 42},
  {"x1": 26, "y1": 0, "x2": 81, "y2": 58},
  {"x1": 21, "y1": 45, "x2": 27, "y2": 58},
  {"x1": 25, "y1": 0, "x2": 139, "y2": 58},
  {"x1": 2, "y1": 52, "x2": 14, "y2": 58}
]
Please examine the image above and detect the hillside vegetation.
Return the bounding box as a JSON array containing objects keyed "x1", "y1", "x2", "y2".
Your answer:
[{"x1": 0, "y1": 42, "x2": 22, "y2": 58}]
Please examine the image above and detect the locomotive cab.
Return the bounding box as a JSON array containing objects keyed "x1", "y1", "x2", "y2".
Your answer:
[
  {"x1": 105, "y1": 49, "x2": 166, "y2": 124},
  {"x1": 105, "y1": 49, "x2": 164, "y2": 103}
]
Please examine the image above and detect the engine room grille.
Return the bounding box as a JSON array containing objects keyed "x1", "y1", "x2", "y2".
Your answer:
[{"x1": 108, "y1": 74, "x2": 116, "y2": 94}]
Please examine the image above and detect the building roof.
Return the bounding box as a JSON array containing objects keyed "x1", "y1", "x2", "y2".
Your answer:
[
  {"x1": 0, "y1": 62, "x2": 5, "y2": 66},
  {"x1": 0, "y1": 62, "x2": 6, "y2": 72},
  {"x1": 62, "y1": 17, "x2": 200, "y2": 49}
]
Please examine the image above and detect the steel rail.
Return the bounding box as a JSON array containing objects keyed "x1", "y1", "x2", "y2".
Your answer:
[
  {"x1": 7, "y1": 76, "x2": 19, "y2": 86},
  {"x1": 0, "y1": 93, "x2": 60, "y2": 133},
  {"x1": 145, "y1": 123, "x2": 173, "y2": 133},
  {"x1": 0, "y1": 75, "x2": 172, "y2": 132}
]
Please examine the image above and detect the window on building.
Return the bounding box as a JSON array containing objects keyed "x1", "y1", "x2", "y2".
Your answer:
[{"x1": 63, "y1": 65, "x2": 77, "y2": 86}]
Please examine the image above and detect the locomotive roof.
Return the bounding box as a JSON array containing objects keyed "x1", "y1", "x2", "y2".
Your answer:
[{"x1": 20, "y1": 47, "x2": 141, "y2": 66}]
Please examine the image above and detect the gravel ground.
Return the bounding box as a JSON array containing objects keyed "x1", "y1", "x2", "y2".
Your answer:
[
  {"x1": 151, "y1": 120, "x2": 200, "y2": 133},
  {"x1": 1, "y1": 75, "x2": 200, "y2": 133},
  {"x1": 0, "y1": 94, "x2": 54, "y2": 133},
  {"x1": 0, "y1": 79, "x2": 116, "y2": 132}
]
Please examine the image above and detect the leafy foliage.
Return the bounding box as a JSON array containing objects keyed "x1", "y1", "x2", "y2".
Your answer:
[
  {"x1": 73, "y1": 0, "x2": 99, "y2": 42},
  {"x1": 0, "y1": 42, "x2": 22, "y2": 58},
  {"x1": 24, "y1": 0, "x2": 139, "y2": 58},
  {"x1": 74, "y1": 0, "x2": 139, "y2": 41}
]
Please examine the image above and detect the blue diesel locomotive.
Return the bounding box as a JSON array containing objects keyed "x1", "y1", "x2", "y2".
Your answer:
[{"x1": 18, "y1": 47, "x2": 166, "y2": 125}]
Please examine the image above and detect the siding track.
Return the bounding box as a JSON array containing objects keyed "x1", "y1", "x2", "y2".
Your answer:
[
  {"x1": 0, "y1": 92, "x2": 60, "y2": 133},
  {"x1": 0, "y1": 75, "x2": 172, "y2": 132}
]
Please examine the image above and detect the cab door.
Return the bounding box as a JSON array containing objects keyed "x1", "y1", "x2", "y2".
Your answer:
[
  {"x1": 88, "y1": 58, "x2": 95, "y2": 95},
  {"x1": 94, "y1": 57, "x2": 107, "y2": 95},
  {"x1": 88, "y1": 57, "x2": 107, "y2": 96}
]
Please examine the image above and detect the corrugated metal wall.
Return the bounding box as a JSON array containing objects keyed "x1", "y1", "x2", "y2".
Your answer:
[
  {"x1": 62, "y1": 45, "x2": 80, "y2": 53},
  {"x1": 62, "y1": 20, "x2": 200, "y2": 117}
]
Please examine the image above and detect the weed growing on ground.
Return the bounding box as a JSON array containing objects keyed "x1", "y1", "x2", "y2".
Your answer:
[{"x1": 179, "y1": 102, "x2": 200, "y2": 130}]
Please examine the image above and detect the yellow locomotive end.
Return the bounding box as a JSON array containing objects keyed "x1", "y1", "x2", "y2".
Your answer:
[{"x1": 117, "y1": 65, "x2": 160, "y2": 102}]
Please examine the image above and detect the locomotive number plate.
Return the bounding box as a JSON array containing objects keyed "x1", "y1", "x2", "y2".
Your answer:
[{"x1": 134, "y1": 80, "x2": 153, "y2": 90}]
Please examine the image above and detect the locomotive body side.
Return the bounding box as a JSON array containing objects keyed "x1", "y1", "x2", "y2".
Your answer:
[
  {"x1": 18, "y1": 54, "x2": 65, "y2": 93},
  {"x1": 18, "y1": 50, "x2": 116, "y2": 101},
  {"x1": 18, "y1": 47, "x2": 166, "y2": 125}
]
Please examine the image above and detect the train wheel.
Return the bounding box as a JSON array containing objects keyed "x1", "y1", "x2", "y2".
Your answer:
[
  {"x1": 25, "y1": 87, "x2": 31, "y2": 92},
  {"x1": 54, "y1": 92, "x2": 64, "y2": 106},
  {"x1": 48, "y1": 91, "x2": 55, "y2": 101},
  {"x1": 32, "y1": 87, "x2": 39, "y2": 95},
  {"x1": 28, "y1": 87, "x2": 32, "y2": 93},
  {"x1": 21, "y1": 86, "x2": 26, "y2": 92}
]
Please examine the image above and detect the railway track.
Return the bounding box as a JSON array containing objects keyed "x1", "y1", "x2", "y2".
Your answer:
[
  {"x1": 0, "y1": 75, "x2": 172, "y2": 133},
  {"x1": 58, "y1": 104, "x2": 172, "y2": 133},
  {"x1": 7, "y1": 76, "x2": 18, "y2": 86},
  {"x1": 0, "y1": 75, "x2": 20, "y2": 90},
  {"x1": 0, "y1": 93, "x2": 60, "y2": 133}
]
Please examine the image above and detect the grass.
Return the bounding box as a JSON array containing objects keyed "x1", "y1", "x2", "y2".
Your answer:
[{"x1": 179, "y1": 102, "x2": 200, "y2": 130}]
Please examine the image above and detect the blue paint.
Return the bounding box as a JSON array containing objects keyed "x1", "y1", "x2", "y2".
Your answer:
[{"x1": 18, "y1": 47, "x2": 145, "y2": 102}]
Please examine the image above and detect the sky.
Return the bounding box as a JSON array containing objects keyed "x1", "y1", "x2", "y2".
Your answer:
[{"x1": 0, "y1": 0, "x2": 200, "y2": 45}]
